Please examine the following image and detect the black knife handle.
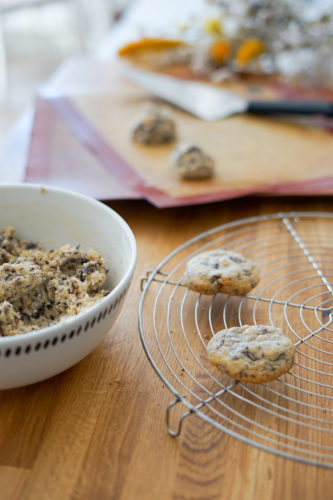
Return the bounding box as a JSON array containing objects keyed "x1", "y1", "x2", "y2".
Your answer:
[{"x1": 247, "y1": 100, "x2": 333, "y2": 117}]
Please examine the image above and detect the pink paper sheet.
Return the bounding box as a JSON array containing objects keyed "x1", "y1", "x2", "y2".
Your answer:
[{"x1": 25, "y1": 93, "x2": 333, "y2": 207}]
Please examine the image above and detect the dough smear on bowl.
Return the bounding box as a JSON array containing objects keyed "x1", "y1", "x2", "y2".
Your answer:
[{"x1": 0, "y1": 226, "x2": 109, "y2": 336}]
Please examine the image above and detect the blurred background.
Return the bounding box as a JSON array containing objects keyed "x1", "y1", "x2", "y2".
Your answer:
[
  {"x1": 1, "y1": 0, "x2": 332, "y2": 142},
  {"x1": 0, "y1": 0, "x2": 130, "y2": 136}
]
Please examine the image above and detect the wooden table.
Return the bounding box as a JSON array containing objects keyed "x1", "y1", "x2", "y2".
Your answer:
[{"x1": 1, "y1": 194, "x2": 333, "y2": 500}]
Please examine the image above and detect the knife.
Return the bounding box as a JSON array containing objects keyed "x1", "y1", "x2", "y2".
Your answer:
[{"x1": 123, "y1": 66, "x2": 333, "y2": 121}]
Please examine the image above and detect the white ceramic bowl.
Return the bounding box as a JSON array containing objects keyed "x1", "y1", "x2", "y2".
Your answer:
[{"x1": 0, "y1": 184, "x2": 137, "y2": 389}]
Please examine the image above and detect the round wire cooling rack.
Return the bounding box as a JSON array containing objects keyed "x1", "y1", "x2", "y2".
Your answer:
[{"x1": 138, "y1": 211, "x2": 333, "y2": 468}]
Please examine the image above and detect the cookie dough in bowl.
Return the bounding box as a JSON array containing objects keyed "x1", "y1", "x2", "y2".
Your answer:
[
  {"x1": 182, "y1": 249, "x2": 259, "y2": 295},
  {"x1": 0, "y1": 184, "x2": 137, "y2": 389},
  {"x1": 0, "y1": 227, "x2": 109, "y2": 336},
  {"x1": 207, "y1": 325, "x2": 296, "y2": 383}
]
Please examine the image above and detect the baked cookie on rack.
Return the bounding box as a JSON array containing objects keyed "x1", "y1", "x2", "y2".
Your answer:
[
  {"x1": 182, "y1": 249, "x2": 259, "y2": 295},
  {"x1": 207, "y1": 324, "x2": 295, "y2": 383}
]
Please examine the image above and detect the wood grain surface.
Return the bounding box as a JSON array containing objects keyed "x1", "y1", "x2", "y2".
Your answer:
[{"x1": 1, "y1": 195, "x2": 333, "y2": 500}]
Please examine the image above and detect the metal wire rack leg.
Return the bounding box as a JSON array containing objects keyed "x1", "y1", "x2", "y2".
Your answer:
[
  {"x1": 141, "y1": 270, "x2": 182, "y2": 291},
  {"x1": 165, "y1": 385, "x2": 237, "y2": 437},
  {"x1": 165, "y1": 397, "x2": 192, "y2": 437}
]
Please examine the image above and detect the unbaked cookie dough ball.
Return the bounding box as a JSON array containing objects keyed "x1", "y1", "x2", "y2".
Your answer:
[
  {"x1": 131, "y1": 105, "x2": 176, "y2": 145},
  {"x1": 171, "y1": 143, "x2": 215, "y2": 180}
]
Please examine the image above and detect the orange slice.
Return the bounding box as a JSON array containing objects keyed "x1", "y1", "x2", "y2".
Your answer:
[{"x1": 118, "y1": 38, "x2": 187, "y2": 57}]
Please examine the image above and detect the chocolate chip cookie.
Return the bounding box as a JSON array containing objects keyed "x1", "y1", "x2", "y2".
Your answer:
[
  {"x1": 182, "y1": 249, "x2": 259, "y2": 295},
  {"x1": 207, "y1": 325, "x2": 296, "y2": 383}
]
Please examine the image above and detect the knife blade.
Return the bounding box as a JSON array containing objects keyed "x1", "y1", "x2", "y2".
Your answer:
[{"x1": 123, "y1": 66, "x2": 333, "y2": 121}]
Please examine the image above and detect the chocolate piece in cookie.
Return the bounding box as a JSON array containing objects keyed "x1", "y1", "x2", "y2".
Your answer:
[
  {"x1": 131, "y1": 105, "x2": 176, "y2": 145},
  {"x1": 171, "y1": 143, "x2": 215, "y2": 180},
  {"x1": 207, "y1": 325, "x2": 296, "y2": 383},
  {"x1": 183, "y1": 249, "x2": 259, "y2": 295}
]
